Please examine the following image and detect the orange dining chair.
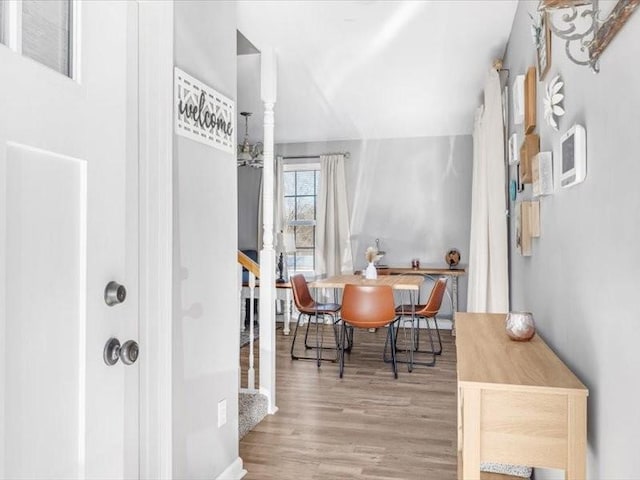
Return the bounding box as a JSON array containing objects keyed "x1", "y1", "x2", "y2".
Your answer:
[
  {"x1": 290, "y1": 274, "x2": 341, "y2": 367},
  {"x1": 339, "y1": 284, "x2": 399, "y2": 379},
  {"x1": 395, "y1": 277, "x2": 448, "y2": 367}
]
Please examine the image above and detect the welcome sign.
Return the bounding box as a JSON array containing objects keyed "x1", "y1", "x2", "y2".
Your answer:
[{"x1": 174, "y1": 67, "x2": 235, "y2": 153}]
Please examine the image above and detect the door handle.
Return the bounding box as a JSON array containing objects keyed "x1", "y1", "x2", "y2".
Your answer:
[
  {"x1": 103, "y1": 338, "x2": 139, "y2": 366},
  {"x1": 104, "y1": 281, "x2": 127, "y2": 306}
]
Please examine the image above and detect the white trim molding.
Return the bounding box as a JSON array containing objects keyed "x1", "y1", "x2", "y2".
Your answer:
[
  {"x1": 216, "y1": 457, "x2": 247, "y2": 480},
  {"x1": 259, "y1": 47, "x2": 278, "y2": 415},
  {"x1": 138, "y1": 1, "x2": 174, "y2": 478}
]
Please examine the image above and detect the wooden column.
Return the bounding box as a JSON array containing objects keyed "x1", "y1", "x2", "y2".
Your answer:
[{"x1": 259, "y1": 47, "x2": 278, "y2": 414}]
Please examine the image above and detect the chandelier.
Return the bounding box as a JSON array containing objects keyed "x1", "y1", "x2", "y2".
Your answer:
[{"x1": 237, "y1": 111, "x2": 263, "y2": 168}]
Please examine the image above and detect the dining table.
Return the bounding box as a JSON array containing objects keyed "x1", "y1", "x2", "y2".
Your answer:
[{"x1": 310, "y1": 274, "x2": 426, "y2": 369}]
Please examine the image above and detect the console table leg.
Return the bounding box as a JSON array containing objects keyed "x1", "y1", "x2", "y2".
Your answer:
[
  {"x1": 462, "y1": 387, "x2": 481, "y2": 480},
  {"x1": 566, "y1": 395, "x2": 587, "y2": 479},
  {"x1": 452, "y1": 276, "x2": 459, "y2": 336},
  {"x1": 283, "y1": 290, "x2": 291, "y2": 335}
]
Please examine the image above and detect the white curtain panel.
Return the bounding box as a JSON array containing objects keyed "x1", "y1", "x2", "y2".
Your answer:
[
  {"x1": 467, "y1": 69, "x2": 509, "y2": 313},
  {"x1": 315, "y1": 154, "x2": 354, "y2": 277}
]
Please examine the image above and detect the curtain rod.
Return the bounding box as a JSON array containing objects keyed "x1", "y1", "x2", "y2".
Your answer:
[
  {"x1": 492, "y1": 58, "x2": 510, "y2": 77},
  {"x1": 281, "y1": 152, "x2": 351, "y2": 160}
]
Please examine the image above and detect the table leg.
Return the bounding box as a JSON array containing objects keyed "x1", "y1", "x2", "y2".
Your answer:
[
  {"x1": 283, "y1": 290, "x2": 291, "y2": 336},
  {"x1": 452, "y1": 276, "x2": 459, "y2": 336}
]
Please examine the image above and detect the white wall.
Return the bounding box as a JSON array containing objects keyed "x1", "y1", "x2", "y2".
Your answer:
[
  {"x1": 237, "y1": 165, "x2": 262, "y2": 251},
  {"x1": 274, "y1": 135, "x2": 473, "y2": 312},
  {"x1": 504, "y1": 2, "x2": 640, "y2": 478},
  {"x1": 172, "y1": 2, "x2": 239, "y2": 478}
]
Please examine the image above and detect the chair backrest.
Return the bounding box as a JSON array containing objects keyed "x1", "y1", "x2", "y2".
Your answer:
[
  {"x1": 418, "y1": 277, "x2": 448, "y2": 318},
  {"x1": 290, "y1": 274, "x2": 316, "y2": 311},
  {"x1": 341, "y1": 284, "x2": 396, "y2": 329}
]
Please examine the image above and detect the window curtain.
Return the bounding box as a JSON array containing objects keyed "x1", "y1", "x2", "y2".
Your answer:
[
  {"x1": 315, "y1": 154, "x2": 353, "y2": 277},
  {"x1": 467, "y1": 69, "x2": 509, "y2": 313}
]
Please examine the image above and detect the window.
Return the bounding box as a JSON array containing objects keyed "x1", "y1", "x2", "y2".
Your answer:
[
  {"x1": 0, "y1": 1, "x2": 6, "y2": 45},
  {"x1": 22, "y1": 0, "x2": 72, "y2": 76},
  {"x1": 0, "y1": 0, "x2": 74, "y2": 77},
  {"x1": 283, "y1": 164, "x2": 320, "y2": 274}
]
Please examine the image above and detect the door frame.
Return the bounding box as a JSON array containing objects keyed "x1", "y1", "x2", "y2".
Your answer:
[{"x1": 138, "y1": 2, "x2": 174, "y2": 478}]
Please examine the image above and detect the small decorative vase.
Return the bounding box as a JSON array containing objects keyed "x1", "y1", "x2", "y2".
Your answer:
[
  {"x1": 365, "y1": 262, "x2": 377, "y2": 280},
  {"x1": 505, "y1": 312, "x2": 536, "y2": 341}
]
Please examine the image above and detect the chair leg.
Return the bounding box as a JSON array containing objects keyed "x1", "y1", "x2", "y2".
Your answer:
[
  {"x1": 339, "y1": 322, "x2": 347, "y2": 378},
  {"x1": 346, "y1": 325, "x2": 354, "y2": 351},
  {"x1": 305, "y1": 313, "x2": 340, "y2": 351},
  {"x1": 410, "y1": 316, "x2": 436, "y2": 367},
  {"x1": 383, "y1": 318, "x2": 399, "y2": 363},
  {"x1": 316, "y1": 314, "x2": 321, "y2": 367},
  {"x1": 303, "y1": 315, "x2": 313, "y2": 349},
  {"x1": 290, "y1": 312, "x2": 304, "y2": 360},
  {"x1": 432, "y1": 317, "x2": 443, "y2": 355},
  {"x1": 388, "y1": 323, "x2": 398, "y2": 379},
  {"x1": 416, "y1": 316, "x2": 441, "y2": 356},
  {"x1": 390, "y1": 315, "x2": 438, "y2": 368},
  {"x1": 400, "y1": 315, "x2": 443, "y2": 356}
]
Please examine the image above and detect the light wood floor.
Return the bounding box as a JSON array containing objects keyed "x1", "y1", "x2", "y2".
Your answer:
[{"x1": 240, "y1": 325, "x2": 459, "y2": 479}]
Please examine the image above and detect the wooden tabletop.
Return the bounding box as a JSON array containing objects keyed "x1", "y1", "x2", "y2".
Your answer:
[
  {"x1": 310, "y1": 274, "x2": 423, "y2": 291},
  {"x1": 456, "y1": 312, "x2": 588, "y2": 395},
  {"x1": 243, "y1": 281, "x2": 291, "y2": 289}
]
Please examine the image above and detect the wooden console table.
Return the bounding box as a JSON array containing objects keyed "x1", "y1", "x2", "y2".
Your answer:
[{"x1": 456, "y1": 312, "x2": 588, "y2": 480}]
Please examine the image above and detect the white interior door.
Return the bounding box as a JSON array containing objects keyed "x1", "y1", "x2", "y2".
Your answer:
[{"x1": 0, "y1": 1, "x2": 139, "y2": 478}]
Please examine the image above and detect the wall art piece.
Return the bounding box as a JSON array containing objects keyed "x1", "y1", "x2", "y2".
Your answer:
[
  {"x1": 541, "y1": 0, "x2": 639, "y2": 72},
  {"x1": 537, "y1": 13, "x2": 552, "y2": 80},
  {"x1": 529, "y1": 201, "x2": 541, "y2": 238},
  {"x1": 502, "y1": 85, "x2": 509, "y2": 127},
  {"x1": 509, "y1": 133, "x2": 520, "y2": 165},
  {"x1": 512, "y1": 75, "x2": 525, "y2": 125},
  {"x1": 515, "y1": 202, "x2": 532, "y2": 256},
  {"x1": 516, "y1": 164, "x2": 525, "y2": 192},
  {"x1": 543, "y1": 75, "x2": 565, "y2": 131},
  {"x1": 590, "y1": 1, "x2": 640, "y2": 67},
  {"x1": 559, "y1": 124, "x2": 587, "y2": 188},
  {"x1": 533, "y1": 152, "x2": 554, "y2": 196},
  {"x1": 516, "y1": 201, "x2": 540, "y2": 256},
  {"x1": 519, "y1": 133, "x2": 540, "y2": 185},
  {"x1": 174, "y1": 67, "x2": 235, "y2": 153},
  {"x1": 524, "y1": 66, "x2": 537, "y2": 134}
]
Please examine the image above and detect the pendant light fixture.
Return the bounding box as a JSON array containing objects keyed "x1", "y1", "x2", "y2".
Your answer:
[{"x1": 237, "y1": 111, "x2": 263, "y2": 167}]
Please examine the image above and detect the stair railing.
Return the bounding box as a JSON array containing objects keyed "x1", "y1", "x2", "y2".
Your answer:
[{"x1": 238, "y1": 250, "x2": 259, "y2": 391}]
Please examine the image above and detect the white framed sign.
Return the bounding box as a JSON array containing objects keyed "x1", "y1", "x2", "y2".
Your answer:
[{"x1": 174, "y1": 67, "x2": 235, "y2": 153}]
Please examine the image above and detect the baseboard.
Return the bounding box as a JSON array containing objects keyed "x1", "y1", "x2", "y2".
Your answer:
[{"x1": 216, "y1": 457, "x2": 247, "y2": 480}]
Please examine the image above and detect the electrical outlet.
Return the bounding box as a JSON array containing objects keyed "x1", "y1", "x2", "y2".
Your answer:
[{"x1": 217, "y1": 399, "x2": 227, "y2": 428}]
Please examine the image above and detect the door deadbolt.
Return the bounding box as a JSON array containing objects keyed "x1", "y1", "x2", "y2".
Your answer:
[
  {"x1": 103, "y1": 338, "x2": 139, "y2": 366},
  {"x1": 105, "y1": 281, "x2": 127, "y2": 306}
]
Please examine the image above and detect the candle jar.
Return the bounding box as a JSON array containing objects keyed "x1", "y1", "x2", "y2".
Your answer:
[{"x1": 505, "y1": 312, "x2": 536, "y2": 341}]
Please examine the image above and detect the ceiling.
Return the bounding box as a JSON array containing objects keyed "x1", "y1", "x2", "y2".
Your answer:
[{"x1": 237, "y1": 1, "x2": 518, "y2": 145}]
